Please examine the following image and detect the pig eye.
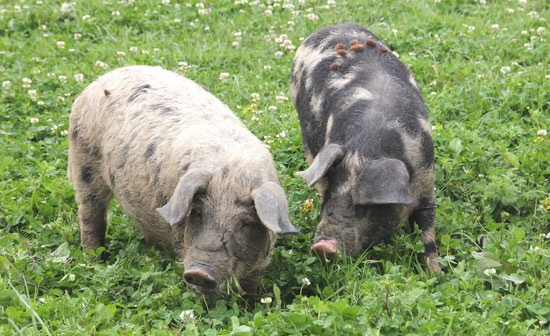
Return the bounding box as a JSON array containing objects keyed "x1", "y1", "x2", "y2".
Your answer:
[{"x1": 240, "y1": 221, "x2": 254, "y2": 229}]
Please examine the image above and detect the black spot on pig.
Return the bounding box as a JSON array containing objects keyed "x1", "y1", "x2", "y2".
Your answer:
[
  {"x1": 81, "y1": 166, "x2": 93, "y2": 184},
  {"x1": 109, "y1": 170, "x2": 116, "y2": 188},
  {"x1": 128, "y1": 84, "x2": 151, "y2": 103},
  {"x1": 181, "y1": 163, "x2": 190, "y2": 173},
  {"x1": 222, "y1": 166, "x2": 229, "y2": 178},
  {"x1": 144, "y1": 142, "x2": 156, "y2": 159},
  {"x1": 420, "y1": 131, "x2": 435, "y2": 167},
  {"x1": 71, "y1": 127, "x2": 79, "y2": 140}
]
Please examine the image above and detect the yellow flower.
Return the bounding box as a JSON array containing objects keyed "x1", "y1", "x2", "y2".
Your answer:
[
  {"x1": 301, "y1": 198, "x2": 314, "y2": 212},
  {"x1": 243, "y1": 103, "x2": 257, "y2": 114}
]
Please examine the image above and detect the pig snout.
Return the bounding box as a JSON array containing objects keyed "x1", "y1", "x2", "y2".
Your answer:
[
  {"x1": 311, "y1": 239, "x2": 339, "y2": 256},
  {"x1": 184, "y1": 262, "x2": 218, "y2": 291}
]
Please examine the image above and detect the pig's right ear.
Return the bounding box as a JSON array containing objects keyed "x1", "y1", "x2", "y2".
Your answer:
[
  {"x1": 251, "y1": 182, "x2": 300, "y2": 235},
  {"x1": 156, "y1": 170, "x2": 212, "y2": 226},
  {"x1": 296, "y1": 144, "x2": 345, "y2": 186}
]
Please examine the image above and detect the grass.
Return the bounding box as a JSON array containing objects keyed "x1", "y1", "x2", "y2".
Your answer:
[{"x1": 0, "y1": 0, "x2": 549, "y2": 334}]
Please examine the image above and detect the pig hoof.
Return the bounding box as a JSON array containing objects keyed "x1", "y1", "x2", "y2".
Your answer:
[
  {"x1": 184, "y1": 267, "x2": 217, "y2": 290},
  {"x1": 311, "y1": 239, "x2": 338, "y2": 256}
]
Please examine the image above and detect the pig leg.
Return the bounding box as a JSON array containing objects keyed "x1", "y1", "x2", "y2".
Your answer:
[
  {"x1": 73, "y1": 164, "x2": 112, "y2": 255},
  {"x1": 409, "y1": 200, "x2": 440, "y2": 274}
]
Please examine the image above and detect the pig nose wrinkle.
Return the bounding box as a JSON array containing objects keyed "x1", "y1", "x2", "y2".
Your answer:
[{"x1": 184, "y1": 266, "x2": 217, "y2": 289}]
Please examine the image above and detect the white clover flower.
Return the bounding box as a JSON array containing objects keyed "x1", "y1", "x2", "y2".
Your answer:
[
  {"x1": 28, "y1": 90, "x2": 37, "y2": 100},
  {"x1": 537, "y1": 130, "x2": 547, "y2": 136},
  {"x1": 306, "y1": 13, "x2": 319, "y2": 21},
  {"x1": 275, "y1": 95, "x2": 288, "y2": 104},
  {"x1": 74, "y1": 33, "x2": 82, "y2": 39},
  {"x1": 58, "y1": 96, "x2": 65, "y2": 101},
  {"x1": 178, "y1": 62, "x2": 189, "y2": 71},
  {"x1": 60, "y1": 2, "x2": 73, "y2": 13},
  {"x1": 232, "y1": 41, "x2": 240, "y2": 48},
  {"x1": 537, "y1": 27, "x2": 546, "y2": 35},
  {"x1": 506, "y1": 8, "x2": 515, "y2": 13},
  {"x1": 30, "y1": 117, "x2": 39, "y2": 124},
  {"x1": 527, "y1": 11, "x2": 538, "y2": 18},
  {"x1": 274, "y1": 51, "x2": 284, "y2": 58},
  {"x1": 95, "y1": 60, "x2": 108, "y2": 68},
  {"x1": 263, "y1": 65, "x2": 272, "y2": 71},
  {"x1": 491, "y1": 24, "x2": 499, "y2": 32},
  {"x1": 22, "y1": 78, "x2": 32, "y2": 88},
  {"x1": 219, "y1": 72, "x2": 230, "y2": 83},
  {"x1": 500, "y1": 66, "x2": 511, "y2": 74},
  {"x1": 267, "y1": 105, "x2": 277, "y2": 111},
  {"x1": 519, "y1": 0, "x2": 526, "y2": 7},
  {"x1": 251, "y1": 93, "x2": 260, "y2": 101},
  {"x1": 484, "y1": 268, "x2": 497, "y2": 276},
  {"x1": 301, "y1": 277, "x2": 311, "y2": 286},
  {"x1": 141, "y1": 49, "x2": 150, "y2": 55},
  {"x1": 434, "y1": 34, "x2": 440, "y2": 43},
  {"x1": 37, "y1": 101, "x2": 45, "y2": 105},
  {"x1": 2, "y1": 80, "x2": 10, "y2": 88},
  {"x1": 162, "y1": 0, "x2": 170, "y2": 5},
  {"x1": 179, "y1": 309, "x2": 194, "y2": 319},
  {"x1": 51, "y1": 125, "x2": 58, "y2": 133},
  {"x1": 112, "y1": 11, "x2": 120, "y2": 16},
  {"x1": 58, "y1": 75, "x2": 67, "y2": 82},
  {"x1": 57, "y1": 41, "x2": 65, "y2": 49},
  {"x1": 130, "y1": 46, "x2": 138, "y2": 52},
  {"x1": 74, "y1": 73, "x2": 84, "y2": 83},
  {"x1": 116, "y1": 51, "x2": 125, "y2": 58},
  {"x1": 204, "y1": 26, "x2": 210, "y2": 31},
  {"x1": 479, "y1": 0, "x2": 486, "y2": 4},
  {"x1": 264, "y1": 9, "x2": 272, "y2": 16},
  {"x1": 61, "y1": 130, "x2": 69, "y2": 136},
  {"x1": 260, "y1": 297, "x2": 272, "y2": 304},
  {"x1": 82, "y1": 15, "x2": 92, "y2": 22},
  {"x1": 468, "y1": 26, "x2": 475, "y2": 33}
]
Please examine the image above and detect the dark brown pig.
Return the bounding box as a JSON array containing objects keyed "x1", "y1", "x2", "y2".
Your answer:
[{"x1": 290, "y1": 24, "x2": 439, "y2": 273}]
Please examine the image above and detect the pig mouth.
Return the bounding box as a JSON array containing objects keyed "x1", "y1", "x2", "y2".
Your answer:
[{"x1": 311, "y1": 239, "x2": 339, "y2": 256}]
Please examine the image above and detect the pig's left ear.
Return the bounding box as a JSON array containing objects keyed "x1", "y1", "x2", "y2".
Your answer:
[
  {"x1": 296, "y1": 144, "x2": 345, "y2": 186},
  {"x1": 352, "y1": 158, "x2": 417, "y2": 205},
  {"x1": 251, "y1": 182, "x2": 300, "y2": 235}
]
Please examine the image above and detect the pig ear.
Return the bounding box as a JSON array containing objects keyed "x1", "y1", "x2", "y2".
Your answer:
[
  {"x1": 156, "y1": 170, "x2": 212, "y2": 226},
  {"x1": 352, "y1": 158, "x2": 417, "y2": 205},
  {"x1": 296, "y1": 144, "x2": 345, "y2": 186},
  {"x1": 251, "y1": 182, "x2": 300, "y2": 235}
]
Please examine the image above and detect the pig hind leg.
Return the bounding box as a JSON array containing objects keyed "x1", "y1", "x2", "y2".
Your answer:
[{"x1": 409, "y1": 200, "x2": 440, "y2": 274}]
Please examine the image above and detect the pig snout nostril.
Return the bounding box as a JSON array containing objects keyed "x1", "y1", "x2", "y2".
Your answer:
[{"x1": 184, "y1": 268, "x2": 217, "y2": 290}]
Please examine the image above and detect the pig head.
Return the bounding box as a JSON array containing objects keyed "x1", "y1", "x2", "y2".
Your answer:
[
  {"x1": 157, "y1": 169, "x2": 299, "y2": 294},
  {"x1": 297, "y1": 144, "x2": 416, "y2": 256}
]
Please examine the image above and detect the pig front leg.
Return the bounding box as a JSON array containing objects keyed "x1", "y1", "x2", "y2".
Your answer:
[
  {"x1": 409, "y1": 199, "x2": 440, "y2": 274},
  {"x1": 73, "y1": 165, "x2": 113, "y2": 258}
]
